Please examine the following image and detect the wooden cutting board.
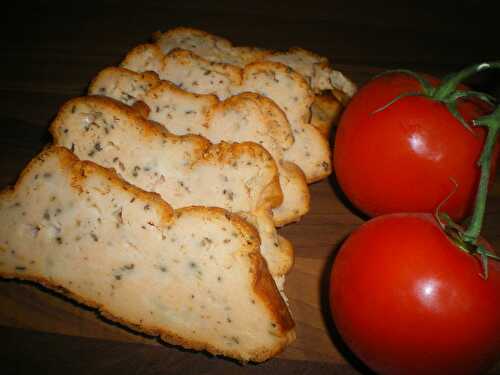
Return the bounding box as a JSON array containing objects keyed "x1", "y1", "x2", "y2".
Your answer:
[
  {"x1": 1, "y1": 2, "x2": 499, "y2": 372},
  {"x1": 1, "y1": 171, "x2": 499, "y2": 367},
  {"x1": 0, "y1": 175, "x2": 363, "y2": 364}
]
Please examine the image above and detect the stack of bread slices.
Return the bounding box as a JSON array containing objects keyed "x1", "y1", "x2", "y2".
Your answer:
[{"x1": 0, "y1": 27, "x2": 355, "y2": 362}]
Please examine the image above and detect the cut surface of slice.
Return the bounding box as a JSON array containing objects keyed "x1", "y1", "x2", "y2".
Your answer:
[
  {"x1": 50, "y1": 96, "x2": 293, "y2": 276},
  {"x1": 0, "y1": 146, "x2": 295, "y2": 362}
]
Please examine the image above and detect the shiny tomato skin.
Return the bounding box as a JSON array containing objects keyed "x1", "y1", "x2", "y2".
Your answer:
[
  {"x1": 333, "y1": 73, "x2": 494, "y2": 221},
  {"x1": 330, "y1": 213, "x2": 500, "y2": 375}
]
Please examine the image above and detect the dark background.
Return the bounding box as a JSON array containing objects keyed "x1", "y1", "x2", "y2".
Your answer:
[
  {"x1": 1, "y1": 1, "x2": 499, "y2": 374},
  {"x1": 1, "y1": 1, "x2": 498, "y2": 187}
]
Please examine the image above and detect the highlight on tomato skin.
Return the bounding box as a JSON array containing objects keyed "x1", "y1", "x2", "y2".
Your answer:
[
  {"x1": 333, "y1": 71, "x2": 497, "y2": 222},
  {"x1": 329, "y1": 213, "x2": 500, "y2": 375}
]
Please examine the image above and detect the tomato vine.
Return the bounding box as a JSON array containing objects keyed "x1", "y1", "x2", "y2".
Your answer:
[
  {"x1": 331, "y1": 62, "x2": 500, "y2": 374},
  {"x1": 375, "y1": 62, "x2": 500, "y2": 277}
]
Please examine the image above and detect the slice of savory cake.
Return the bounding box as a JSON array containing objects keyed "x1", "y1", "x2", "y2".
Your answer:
[
  {"x1": 49, "y1": 96, "x2": 294, "y2": 277},
  {"x1": 89, "y1": 67, "x2": 310, "y2": 226},
  {"x1": 0, "y1": 146, "x2": 295, "y2": 362}
]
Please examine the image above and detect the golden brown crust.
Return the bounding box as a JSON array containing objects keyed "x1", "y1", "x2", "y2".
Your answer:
[
  {"x1": 212, "y1": 91, "x2": 294, "y2": 149},
  {"x1": 50, "y1": 96, "x2": 292, "y2": 278},
  {"x1": 116, "y1": 43, "x2": 315, "y2": 219},
  {"x1": 50, "y1": 95, "x2": 210, "y2": 152},
  {"x1": 51, "y1": 96, "x2": 283, "y2": 212},
  {"x1": 153, "y1": 27, "x2": 346, "y2": 101},
  {"x1": 251, "y1": 250, "x2": 295, "y2": 331},
  {"x1": 0, "y1": 146, "x2": 294, "y2": 361},
  {"x1": 120, "y1": 43, "x2": 165, "y2": 71},
  {"x1": 310, "y1": 93, "x2": 343, "y2": 137},
  {"x1": 131, "y1": 100, "x2": 151, "y2": 118},
  {"x1": 202, "y1": 141, "x2": 283, "y2": 209},
  {"x1": 0, "y1": 145, "x2": 176, "y2": 225},
  {"x1": 147, "y1": 78, "x2": 220, "y2": 102},
  {"x1": 243, "y1": 60, "x2": 313, "y2": 96},
  {"x1": 0, "y1": 267, "x2": 290, "y2": 362},
  {"x1": 214, "y1": 207, "x2": 295, "y2": 354},
  {"x1": 166, "y1": 49, "x2": 243, "y2": 84},
  {"x1": 154, "y1": 26, "x2": 270, "y2": 65},
  {"x1": 287, "y1": 46, "x2": 328, "y2": 62},
  {"x1": 88, "y1": 66, "x2": 161, "y2": 95},
  {"x1": 273, "y1": 160, "x2": 311, "y2": 226},
  {"x1": 277, "y1": 235, "x2": 294, "y2": 269},
  {"x1": 68, "y1": 147, "x2": 175, "y2": 226},
  {"x1": 241, "y1": 60, "x2": 315, "y2": 128},
  {"x1": 151, "y1": 27, "x2": 357, "y2": 139}
]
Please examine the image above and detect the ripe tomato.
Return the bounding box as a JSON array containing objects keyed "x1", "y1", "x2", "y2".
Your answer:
[
  {"x1": 333, "y1": 72, "x2": 496, "y2": 221},
  {"x1": 329, "y1": 213, "x2": 500, "y2": 375}
]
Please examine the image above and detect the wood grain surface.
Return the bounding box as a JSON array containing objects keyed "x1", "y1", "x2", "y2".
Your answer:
[{"x1": 1, "y1": 1, "x2": 499, "y2": 374}]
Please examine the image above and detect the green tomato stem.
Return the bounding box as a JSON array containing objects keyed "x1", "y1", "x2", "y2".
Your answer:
[
  {"x1": 432, "y1": 62, "x2": 500, "y2": 243},
  {"x1": 428, "y1": 62, "x2": 500, "y2": 278},
  {"x1": 377, "y1": 62, "x2": 500, "y2": 276},
  {"x1": 463, "y1": 107, "x2": 500, "y2": 243},
  {"x1": 433, "y1": 62, "x2": 500, "y2": 101}
]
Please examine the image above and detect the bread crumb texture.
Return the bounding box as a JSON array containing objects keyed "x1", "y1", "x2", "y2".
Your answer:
[
  {"x1": 120, "y1": 42, "x2": 332, "y2": 183},
  {"x1": 90, "y1": 67, "x2": 311, "y2": 225},
  {"x1": 50, "y1": 96, "x2": 292, "y2": 276},
  {"x1": 0, "y1": 146, "x2": 295, "y2": 362}
]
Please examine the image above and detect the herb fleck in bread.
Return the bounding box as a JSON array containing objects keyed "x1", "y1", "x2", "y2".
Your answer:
[
  {"x1": 0, "y1": 146, "x2": 295, "y2": 362},
  {"x1": 153, "y1": 26, "x2": 269, "y2": 67},
  {"x1": 89, "y1": 68, "x2": 161, "y2": 106},
  {"x1": 152, "y1": 27, "x2": 357, "y2": 135},
  {"x1": 237, "y1": 61, "x2": 331, "y2": 182},
  {"x1": 50, "y1": 96, "x2": 293, "y2": 276},
  {"x1": 89, "y1": 67, "x2": 310, "y2": 226},
  {"x1": 153, "y1": 27, "x2": 356, "y2": 97},
  {"x1": 120, "y1": 43, "x2": 332, "y2": 183},
  {"x1": 262, "y1": 49, "x2": 348, "y2": 136},
  {"x1": 262, "y1": 47, "x2": 356, "y2": 98},
  {"x1": 162, "y1": 49, "x2": 241, "y2": 100}
]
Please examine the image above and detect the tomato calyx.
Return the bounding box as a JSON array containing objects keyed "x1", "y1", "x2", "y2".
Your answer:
[
  {"x1": 372, "y1": 61, "x2": 500, "y2": 278},
  {"x1": 437, "y1": 105, "x2": 500, "y2": 279},
  {"x1": 439, "y1": 212, "x2": 500, "y2": 279},
  {"x1": 373, "y1": 62, "x2": 500, "y2": 130}
]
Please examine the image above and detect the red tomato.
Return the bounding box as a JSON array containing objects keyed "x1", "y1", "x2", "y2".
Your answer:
[
  {"x1": 333, "y1": 72, "x2": 496, "y2": 221},
  {"x1": 330, "y1": 213, "x2": 500, "y2": 375}
]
